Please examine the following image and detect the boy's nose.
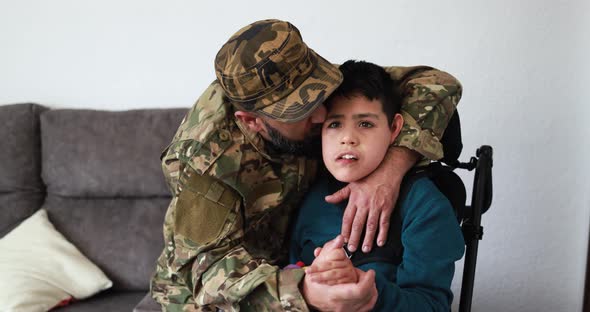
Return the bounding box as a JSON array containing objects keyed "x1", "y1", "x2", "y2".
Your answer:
[{"x1": 340, "y1": 134, "x2": 357, "y2": 145}]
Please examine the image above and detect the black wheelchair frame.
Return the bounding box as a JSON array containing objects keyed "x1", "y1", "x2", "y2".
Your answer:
[
  {"x1": 454, "y1": 145, "x2": 493, "y2": 312},
  {"x1": 429, "y1": 111, "x2": 494, "y2": 312},
  {"x1": 412, "y1": 144, "x2": 492, "y2": 312}
]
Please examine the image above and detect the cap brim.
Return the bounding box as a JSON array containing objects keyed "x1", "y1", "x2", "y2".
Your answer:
[{"x1": 258, "y1": 51, "x2": 343, "y2": 123}]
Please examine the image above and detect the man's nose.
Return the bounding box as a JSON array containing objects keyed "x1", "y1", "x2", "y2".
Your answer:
[{"x1": 310, "y1": 104, "x2": 327, "y2": 124}]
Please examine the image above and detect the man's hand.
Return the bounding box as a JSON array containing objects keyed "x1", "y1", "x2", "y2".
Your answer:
[
  {"x1": 306, "y1": 236, "x2": 357, "y2": 285},
  {"x1": 302, "y1": 268, "x2": 378, "y2": 312},
  {"x1": 326, "y1": 147, "x2": 420, "y2": 253}
]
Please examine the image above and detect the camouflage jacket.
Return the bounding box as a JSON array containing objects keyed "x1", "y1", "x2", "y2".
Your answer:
[{"x1": 150, "y1": 66, "x2": 462, "y2": 311}]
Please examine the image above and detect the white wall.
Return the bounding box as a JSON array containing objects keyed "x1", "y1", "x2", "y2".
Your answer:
[{"x1": 2, "y1": 0, "x2": 589, "y2": 311}]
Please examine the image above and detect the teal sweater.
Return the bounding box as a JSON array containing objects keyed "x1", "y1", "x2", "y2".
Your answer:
[{"x1": 290, "y1": 174, "x2": 465, "y2": 311}]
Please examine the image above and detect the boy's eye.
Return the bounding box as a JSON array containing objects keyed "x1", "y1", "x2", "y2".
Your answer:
[
  {"x1": 327, "y1": 121, "x2": 341, "y2": 128},
  {"x1": 359, "y1": 121, "x2": 374, "y2": 128}
]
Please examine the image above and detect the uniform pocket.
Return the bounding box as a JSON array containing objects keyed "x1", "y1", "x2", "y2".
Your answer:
[{"x1": 175, "y1": 172, "x2": 240, "y2": 246}]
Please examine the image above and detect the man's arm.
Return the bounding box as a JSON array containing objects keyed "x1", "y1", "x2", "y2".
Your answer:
[
  {"x1": 152, "y1": 166, "x2": 308, "y2": 311},
  {"x1": 387, "y1": 66, "x2": 463, "y2": 160},
  {"x1": 153, "y1": 82, "x2": 310, "y2": 311}
]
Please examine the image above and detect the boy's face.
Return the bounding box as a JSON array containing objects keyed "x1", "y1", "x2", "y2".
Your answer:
[{"x1": 322, "y1": 95, "x2": 395, "y2": 182}]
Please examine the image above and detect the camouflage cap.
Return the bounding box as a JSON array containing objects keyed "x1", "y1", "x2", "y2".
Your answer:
[{"x1": 215, "y1": 19, "x2": 343, "y2": 123}]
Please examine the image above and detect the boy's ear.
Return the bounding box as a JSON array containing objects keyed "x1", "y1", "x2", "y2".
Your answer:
[
  {"x1": 390, "y1": 113, "x2": 404, "y2": 144},
  {"x1": 234, "y1": 111, "x2": 265, "y2": 133}
]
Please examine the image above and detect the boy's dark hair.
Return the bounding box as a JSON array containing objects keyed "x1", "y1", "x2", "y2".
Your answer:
[{"x1": 326, "y1": 60, "x2": 401, "y2": 126}]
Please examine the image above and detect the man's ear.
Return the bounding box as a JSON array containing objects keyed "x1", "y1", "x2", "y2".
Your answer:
[
  {"x1": 235, "y1": 111, "x2": 265, "y2": 133},
  {"x1": 390, "y1": 113, "x2": 404, "y2": 144}
]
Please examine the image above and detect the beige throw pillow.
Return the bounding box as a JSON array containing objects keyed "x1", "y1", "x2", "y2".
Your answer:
[{"x1": 0, "y1": 209, "x2": 112, "y2": 312}]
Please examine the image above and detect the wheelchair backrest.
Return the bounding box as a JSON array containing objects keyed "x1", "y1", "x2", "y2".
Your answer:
[{"x1": 406, "y1": 162, "x2": 468, "y2": 223}]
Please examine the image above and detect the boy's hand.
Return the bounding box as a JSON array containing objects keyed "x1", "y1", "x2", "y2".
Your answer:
[{"x1": 306, "y1": 235, "x2": 357, "y2": 285}]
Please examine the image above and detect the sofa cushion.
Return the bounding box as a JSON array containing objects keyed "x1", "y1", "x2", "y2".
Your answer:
[
  {"x1": 40, "y1": 108, "x2": 188, "y2": 290},
  {"x1": 0, "y1": 103, "x2": 46, "y2": 191},
  {"x1": 0, "y1": 209, "x2": 112, "y2": 312},
  {"x1": 133, "y1": 293, "x2": 161, "y2": 312},
  {"x1": 44, "y1": 196, "x2": 171, "y2": 291},
  {"x1": 0, "y1": 103, "x2": 46, "y2": 236},
  {"x1": 53, "y1": 290, "x2": 146, "y2": 312},
  {"x1": 41, "y1": 108, "x2": 187, "y2": 197},
  {"x1": 0, "y1": 192, "x2": 44, "y2": 237}
]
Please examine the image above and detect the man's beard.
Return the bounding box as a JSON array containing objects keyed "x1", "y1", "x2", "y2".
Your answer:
[{"x1": 263, "y1": 120, "x2": 322, "y2": 158}]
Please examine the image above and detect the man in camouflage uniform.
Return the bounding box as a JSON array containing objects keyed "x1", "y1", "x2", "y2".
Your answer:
[{"x1": 151, "y1": 19, "x2": 462, "y2": 311}]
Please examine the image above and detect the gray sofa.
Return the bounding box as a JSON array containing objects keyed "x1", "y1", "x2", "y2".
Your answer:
[{"x1": 0, "y1": 103, "x2": 186, "y2": 311}]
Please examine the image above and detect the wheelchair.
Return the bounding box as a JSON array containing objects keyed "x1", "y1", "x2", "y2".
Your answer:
[{"x1": 412, "y1": 111, "x2": 493, "y2": 312}]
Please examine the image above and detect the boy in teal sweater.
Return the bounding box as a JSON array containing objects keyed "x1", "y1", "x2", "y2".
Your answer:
[{"x1": 290, "y1": 60, "x2": 465, "y2": 311}]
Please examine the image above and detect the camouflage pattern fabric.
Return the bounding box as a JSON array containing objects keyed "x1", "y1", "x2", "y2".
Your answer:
[
  {"x1": 215, "y1": 19, "x2": 342, "y2": 123},
  {"x1": 151, "y1": 81, "x2": 316, "y2": 311},
  {"x1": 384, "y1": 66, "x2": 463, "y2": 160}
]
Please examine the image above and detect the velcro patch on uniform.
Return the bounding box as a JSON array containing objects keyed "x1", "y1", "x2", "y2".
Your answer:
[
  {"x1": 205, "y1": 181, "x2": 225, "y2": 203},
  {"x1": 175, "y1": 175, "x2": 239, "y2": 245}
]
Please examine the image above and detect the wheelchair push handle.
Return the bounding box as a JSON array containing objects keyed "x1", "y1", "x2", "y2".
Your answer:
[{"x1": 459, "y1": 145, "x2": 493, "y2": 312}]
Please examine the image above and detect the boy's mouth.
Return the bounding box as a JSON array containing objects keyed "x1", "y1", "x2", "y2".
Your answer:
[{"x1": 336, "y1": 152, "x2": 359, "y2": 161}]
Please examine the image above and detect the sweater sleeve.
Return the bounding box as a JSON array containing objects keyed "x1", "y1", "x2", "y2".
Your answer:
[{"x1": 359, "y1": 178, "x2": 465, "y2": 311}]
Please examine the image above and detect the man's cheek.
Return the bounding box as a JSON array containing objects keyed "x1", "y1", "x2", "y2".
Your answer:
[
  {"x1": 310, "y1": 124, "x2": 323, "y2": 137},
  {"x1": 306, "y1": 139, "x2": 323, "y2": 158}
]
